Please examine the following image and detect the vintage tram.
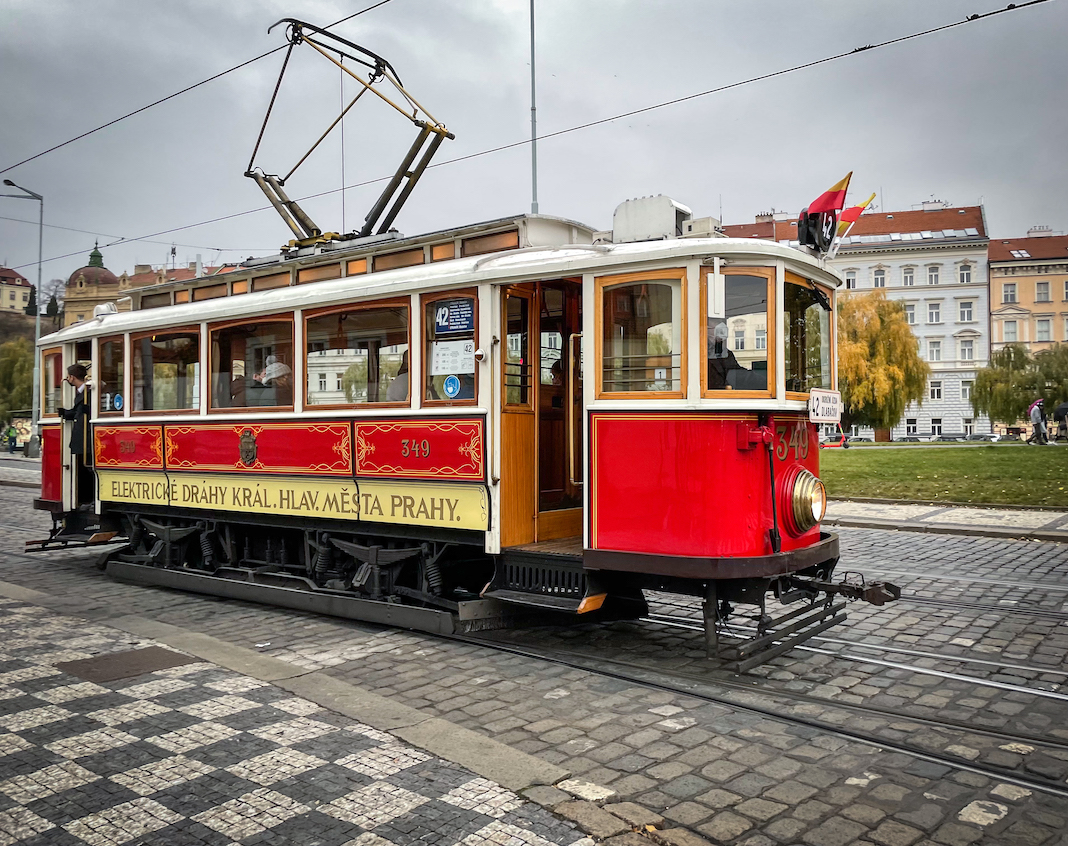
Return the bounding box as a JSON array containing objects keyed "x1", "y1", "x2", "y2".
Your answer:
[{"x1": 30, "y1": 196, "x2": 897, "y2": 667}]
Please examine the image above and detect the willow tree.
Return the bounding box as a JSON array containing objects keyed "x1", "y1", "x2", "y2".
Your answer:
[
  {"x1": 837, "y1": 290, "x2": 929, "y2": 431},
  {"x1": 973, "y1": 343, "x2": 1068, "y2": 424},
  {"x1": 0, "y1": 338, "x2": 33, "y2": 425}
]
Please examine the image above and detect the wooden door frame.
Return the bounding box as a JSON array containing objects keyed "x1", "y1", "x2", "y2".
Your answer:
[{"x1": 499, "y1": 285, "x2": 537, "y2": 548}]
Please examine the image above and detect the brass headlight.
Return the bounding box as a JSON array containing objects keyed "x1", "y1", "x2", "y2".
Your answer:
[{"x1": 791, "y1": 469, "x2": 827, "y2": 533}]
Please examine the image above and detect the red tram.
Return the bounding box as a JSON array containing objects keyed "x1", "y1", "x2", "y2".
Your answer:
[{"x1": 30, "y1": 195, "x2": 897, "y2": 667}]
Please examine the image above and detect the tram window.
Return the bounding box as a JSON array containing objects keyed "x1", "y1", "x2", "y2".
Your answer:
[
  {"x1": 424, "y1": 295, "x2": 477, "y2": 403},
  {"x1": 210, "y1": 320, "x2": 293, "y2": 409},
  {"x1": 133, "y1": 331, "x2": 200, "y2": 412},
  {"x1": 98, "y1": 337, "x2": 125, "y2": 414},
  {"x1": 784, "y1": 278, "x2": 833, "y2": 393},
  {"x1": 599, "y1": 276, "x2": 682, "y2": 395},
  {"x1": 504, "y1": 294, "x2": 530, "y2": 405},
  {"x1": 305, "y1": 305, "x2": 409, "y2": 405},
  {"x1": 707, "y1": 272, "x2": 771, "y2": 393},
  {"x1": 42, "y1": 350, "x2": 63, "y2": 416}
]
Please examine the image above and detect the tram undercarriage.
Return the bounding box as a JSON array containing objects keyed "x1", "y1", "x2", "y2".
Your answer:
[{"x1": 28, "y1": 506, "x2": 900, "y2": 669}]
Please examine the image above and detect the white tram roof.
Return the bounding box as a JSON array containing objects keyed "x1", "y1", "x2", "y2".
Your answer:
[{"x1": 43, "y1": 214, "x2": 840, "y2": 345}]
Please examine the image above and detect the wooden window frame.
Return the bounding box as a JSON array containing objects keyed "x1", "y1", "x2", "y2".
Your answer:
[
  {"x1": 97, "y1": 334, "x2": 127, "y2": 417},
  {"x1": 784, "y1": 271, "x2": 834, "y2": 402},
  {"x1": 501, "y1": 286, "x2": 535, "y2": 411},
  {"x1": 41, "y1": 346, "x2": 64, "y2": 419},
  {"x1": 595, "y1": 268, "x2": 687, "y2": 400},
  {"x1": 700, "y1": 266, "x2": 775, "y2": 399},
  {"x1": 129, "y1": 326, "x2": 202, "y2": 416},
  {"x1": 207, "y1": 313, "x2": 296, "y2": 414},
  {"x1": 421, "y1": 289, "x2": 479, "y2": 408},
  {"x1": 302, "y1": 298, "x2": 412, "y2": 410}
]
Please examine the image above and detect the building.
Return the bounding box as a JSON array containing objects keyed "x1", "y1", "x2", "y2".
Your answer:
[
  {"x1": 724, "y1": 201, "x2": 992, "y2": 439},
  {"x1": 988, "y1": 229, "x2": 1068, "y2": 354},
  {"x1": 63, "y1": 245, "x2": 123, "y2": 327},
  {"x1": 0, "y1": 267, "x2": 32, "y2": 312},
  {"x1": 63, "y1": 248, "x2": 236, "y2": 327}
]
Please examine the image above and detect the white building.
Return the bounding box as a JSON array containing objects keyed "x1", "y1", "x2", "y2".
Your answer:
[{"x1": 724, "y1": 202, "x2": 992, "y2": 439}]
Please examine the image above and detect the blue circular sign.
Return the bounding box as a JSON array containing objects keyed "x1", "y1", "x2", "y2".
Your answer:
[
  {"x1": 113, "y1": 394, "x2": 124, "y2": 411},
  {"x1": 442, "y1": 375, "x2": 461, "y2": 399}
]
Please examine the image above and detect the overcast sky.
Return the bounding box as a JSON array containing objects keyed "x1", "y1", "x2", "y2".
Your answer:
[{"x1": 1, "y1": 0, "x2": 1065, "y2": 286}]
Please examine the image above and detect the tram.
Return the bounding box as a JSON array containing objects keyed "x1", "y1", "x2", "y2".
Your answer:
[
  {"x1": 27, "y1": 19, "x2": 897, "y2": 668},
  {"x1": 29, "y1": 195, "x2": 898, "y2": 668}
]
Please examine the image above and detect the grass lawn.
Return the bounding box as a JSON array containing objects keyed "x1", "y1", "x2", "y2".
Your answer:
[{"x1": 818, "y1": 444, "x2": 1068, "y2": 507}]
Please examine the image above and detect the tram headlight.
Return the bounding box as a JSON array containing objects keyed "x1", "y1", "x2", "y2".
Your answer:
[{"x1": 790, "y1": 469, "x2": 826, "y2": 533}]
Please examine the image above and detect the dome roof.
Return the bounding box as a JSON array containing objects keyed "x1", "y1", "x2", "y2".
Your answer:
[{"x1": 68, "y1": 244, "x2": 119, "y2": 287}]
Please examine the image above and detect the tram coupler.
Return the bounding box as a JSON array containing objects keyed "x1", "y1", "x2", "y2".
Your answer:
[{"x1": 777, "y1": 574, "x2": 901, "y2": 606}]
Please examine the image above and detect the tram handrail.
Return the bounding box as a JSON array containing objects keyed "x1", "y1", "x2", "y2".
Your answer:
[{"x1": 568, "y1": 333, "x2": 583, "y2": 487}]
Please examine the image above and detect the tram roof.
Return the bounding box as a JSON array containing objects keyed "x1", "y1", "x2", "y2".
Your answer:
[{"x1": 41, "y1": 230, "x2": 839, "y2": 345}]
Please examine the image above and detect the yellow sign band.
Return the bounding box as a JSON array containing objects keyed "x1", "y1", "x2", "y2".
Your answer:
[{"x1": 97, "y1": 471, "x2": 489, "y2": 531}]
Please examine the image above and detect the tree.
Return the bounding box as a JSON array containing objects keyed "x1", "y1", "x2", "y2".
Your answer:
[
  {"x1": 973, "y1": 343, "x2": 1068, "y2": 424},
  {"x1": 837, "y1": 290, "x2": 930, "y2": 431},
  {"x1": 46, "y1": 294, "x2": 59, "y2": 325},
  {"x1": 22, "y1": 286, "x2": 36, "y2": 317},
  {"x1": 0, "y1": 338, "x2": 33, "y2": 425}
]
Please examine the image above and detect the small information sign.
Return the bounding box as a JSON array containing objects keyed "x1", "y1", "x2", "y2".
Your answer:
[
  {"x1": 433, "y1": 299, "x2": 475, "y2": 334},
  {"x1": 431, "y1": 339, "x2": 475, "y2": 375},
  {"x1": 808, "y1": 388, "x2": 842, "y2": 423}
]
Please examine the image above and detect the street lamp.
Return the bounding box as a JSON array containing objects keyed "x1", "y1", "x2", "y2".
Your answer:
[{"x1": 1, "y1": 179, "x2": 44, "y2": 458}]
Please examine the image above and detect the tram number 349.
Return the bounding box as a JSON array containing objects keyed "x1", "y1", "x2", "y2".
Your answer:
[
  {"x1": 401, "y1": 439, "x2": 431, "y2": 458},
  {"x1": 775, "y1": 423, "x2": 810, "y2": 461}
]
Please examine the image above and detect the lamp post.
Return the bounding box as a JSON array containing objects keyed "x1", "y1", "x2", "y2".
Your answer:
[{"x1": 1, "y1": 179, "x2": 44, "y2": 458}]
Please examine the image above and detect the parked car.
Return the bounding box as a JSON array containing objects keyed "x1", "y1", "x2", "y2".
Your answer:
[
  {"x1": 894, "y1": 436, "x2": 922, "y2": 442},
  {"x1": 966, "y1": 433, "x2": 1000, "y2": 442},
  {"x1": 849, "y1": 436, "x2": 873, "y2": 442},
  {"x1": 936, "y1": 433, "x2": 967, "y2": 442}
]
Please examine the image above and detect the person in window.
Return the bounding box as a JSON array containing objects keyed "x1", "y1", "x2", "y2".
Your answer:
[
  {"x1": 261, "y1": 357, "x2": 293, "y2": 406},
  {"x1": 707, "y1": 322, "x2": 740, "y2": 389},
  {"x1": 229, "y1": 361, "x2": 247, "y2": 407},
  {"x1": 386, "y1": 351, "x2": 409, "y2": 402}
]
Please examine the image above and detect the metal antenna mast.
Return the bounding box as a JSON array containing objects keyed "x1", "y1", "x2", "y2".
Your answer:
[{"x1": 529, "y1": 0, "x2": 539, "y2": 215}]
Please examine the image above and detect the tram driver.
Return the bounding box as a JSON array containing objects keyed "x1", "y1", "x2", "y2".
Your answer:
[{"x1": 707, "y1": 321, "x2": 740, "y2": 389}]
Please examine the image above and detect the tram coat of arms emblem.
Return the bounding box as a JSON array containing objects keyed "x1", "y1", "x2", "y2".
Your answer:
[{"x1": 239, "y1": 429, "x2": 257, "y2": 467}]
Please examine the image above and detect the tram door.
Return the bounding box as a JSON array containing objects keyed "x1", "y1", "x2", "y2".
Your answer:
[{"x1": 500, "y1": 280, "x2": 583, "y2": 547}]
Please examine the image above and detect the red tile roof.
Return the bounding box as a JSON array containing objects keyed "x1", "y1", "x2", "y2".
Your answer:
[
  {"x1": 0, "y1": 268, "x2": 31, "y2": 286},
  {"x1": 124, "y1": 266, "x2": 237, "y2": 287},
  {"x1": 989, "y1": 234, "x2": 1068, "y2": 262},
  {"x1": 846, "y1": 207, "x2": 985, "y2": 237},
  {"x1": 722, "y1": 206, "x2": 987, "y2": 241}
]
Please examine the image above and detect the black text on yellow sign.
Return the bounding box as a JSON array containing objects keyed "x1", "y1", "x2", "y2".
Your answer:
[{"x1": 97, "y1": 471, "x2": 489, "y2": 530}]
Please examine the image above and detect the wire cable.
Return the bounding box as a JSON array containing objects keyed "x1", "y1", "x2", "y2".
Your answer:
[
  {"x1": 5, "y1": 0, "x2": 1052, "y2": 270},
  {"x1": 0, "y1": 0, "x2": 399, "y2": 177}
]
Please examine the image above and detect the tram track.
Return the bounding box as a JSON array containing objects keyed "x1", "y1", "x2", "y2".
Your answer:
[
  {"x1": 645, "y1": 613, "x2": 1068, "y2": 683},
  {"x1": 460, "y1": 630, "x2": 1068, "y2": 799}
]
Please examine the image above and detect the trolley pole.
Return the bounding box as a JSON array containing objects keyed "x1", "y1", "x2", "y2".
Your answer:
[
  {"x1": 1, "y1": 179, "x2": 44, "y2": 458},
  {"x1": 529, "y1": 0, "x2": 539, "y2": 215}
]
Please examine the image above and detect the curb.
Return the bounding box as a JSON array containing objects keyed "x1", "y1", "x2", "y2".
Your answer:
[{"x1": 824, "y1": 516, "x2": 1068, "y2": 544}]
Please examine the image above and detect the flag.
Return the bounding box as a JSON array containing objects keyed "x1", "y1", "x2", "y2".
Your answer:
[
  {"x1": 807, "y1": 172, "x2": 853, "y2": 214},
  {"x1": 836, "y1": 192, "x2": 876, "y2": 238}
]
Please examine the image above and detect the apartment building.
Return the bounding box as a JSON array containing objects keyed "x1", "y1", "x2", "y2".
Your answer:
[{"x1": 988, "y1": 229, "x2": 1068, "y2": 353}]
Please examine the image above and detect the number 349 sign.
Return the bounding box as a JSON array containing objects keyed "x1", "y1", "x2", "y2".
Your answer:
[{"x1": 808, "y1": 388, "x2": 842, "y2": 423}]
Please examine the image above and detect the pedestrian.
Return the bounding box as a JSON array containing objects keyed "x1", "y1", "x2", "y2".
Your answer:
[
  {"x1": 5, "y1": 423, "x2": 16, "y2": 454},
  {"x1": 1028, "y1": 398, "x2": 1048, "y2": 445}
]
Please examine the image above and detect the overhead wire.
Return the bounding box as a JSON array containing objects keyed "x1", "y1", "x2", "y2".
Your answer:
[
  {"x1": 3, "y1": 0, "x2": 1052, "y2": 270},
  {"x1": 0, "y1": 0, "x2": 399, "y2": 177}
]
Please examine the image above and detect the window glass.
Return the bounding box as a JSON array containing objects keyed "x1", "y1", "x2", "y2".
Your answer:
[
  {"x1": 960, "y1": 339, "x2": 974, "y2": 360},
  {"x1": 43, "y1": 351, "x2": 62, "y2": 415},
  {"x1": 904, "y1": 304, "x2": 915, "y2": 324},
  {"x1": 928, "y1": 303, "x2": 940, "y2": 323},
  {"x1": 1004, "y1": 321, "x2": 1018, "y2": 342},
  {"x1": 504, "y1": 294, "x2": 531, "y2": 405},
  {"x1": 845, "y1": 271, "x2": 856, "y2": 290},
  {"x1": 784, "y1": 280, "x2": 832, "y2": 393},
  {"x1": 903, "y1": 269, "x2": 914, "y2": 287},
  {"x1": 962, "y1": 380, "x2": 973, "y2": 400},
  {"x1": 959, "y1": 301, "x2": 973, "y2": 322},
  {"x1": 874, "y1": 269, "x2": 885, "y2": 288},
  {"x1": 928, "y1": 340, "x2": 941, "y2": 362},
  {"x1": 133, "y1": 331, "x2": 199, "y2": 411},
  {"x1": 99, "y1": 337, "x2": 125, "y2": 414},
  {"x1": 602, "y1": 280, "x2": 680, "y2": 393},
  {"x1": 708, "y1": 274, "x2": 768, "y2": 391},
  {"x1": 1036, "y1": 281, "x2": 1050, "y2": 302},
  {"x1": 211, "y1": 320, "x2": 293, "y2": 409},
  {"x1": 424, "y1": 296, "x2": 476, "y2": 401},
  {"x1": 928, "y1": 266, "x2": 939, "y2": 285},
  {"x1": 1003, "y1": 283, "x2": 1017, "y2": 303},
  {"x1": 959, "y1": 265, "x2": 971, "y2": 284},
  {"x1": 1037, "y1": 319, "x2": 1051, "y2": 342},
  {"x1": 305, "y1": 306, "x2": 408, "y2": 405}
]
